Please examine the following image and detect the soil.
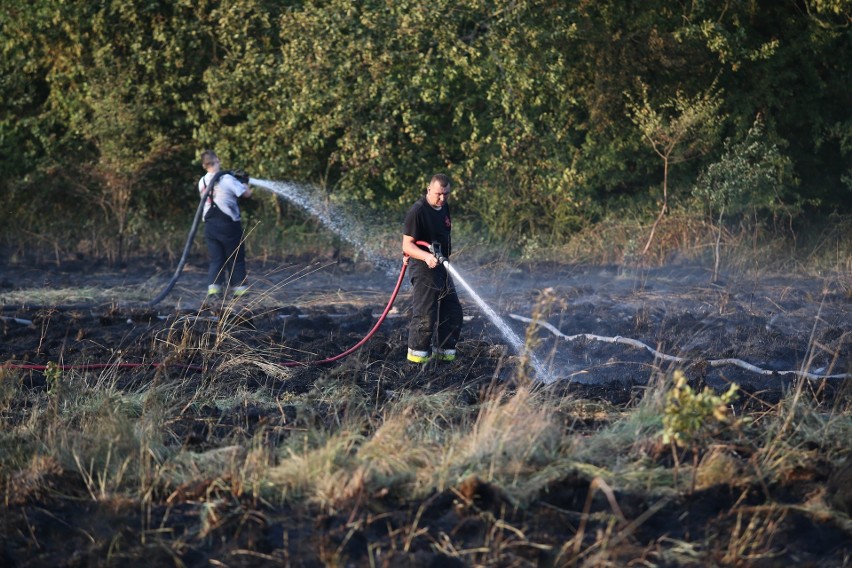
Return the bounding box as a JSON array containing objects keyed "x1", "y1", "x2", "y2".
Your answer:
[{"x1": 1, "y1": 254, "x2": 851, "y2": 567}]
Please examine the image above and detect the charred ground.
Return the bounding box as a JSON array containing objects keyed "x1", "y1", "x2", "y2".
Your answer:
[{"x1": 1, "y1": 256, "x2": 851, "y2": 566}]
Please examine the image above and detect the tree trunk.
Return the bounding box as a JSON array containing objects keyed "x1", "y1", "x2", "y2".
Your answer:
[{"x1": 642, "y1": 157, "x2": 669, "y2": 257}]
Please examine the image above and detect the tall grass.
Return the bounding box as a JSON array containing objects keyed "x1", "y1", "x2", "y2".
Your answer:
[
  {"x1": 3, "y1": 348, "x2": 850, "y2": 565},
  {"x1": 555, "y1": 212, "x2": 852, "y2": 278}
]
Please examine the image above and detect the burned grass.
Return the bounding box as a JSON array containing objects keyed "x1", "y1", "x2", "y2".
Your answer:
[{"x1": 1, "y1": 259, "x2": 851, "y2": 566}]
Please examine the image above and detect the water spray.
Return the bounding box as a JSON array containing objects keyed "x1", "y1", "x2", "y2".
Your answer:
[
  {"x1": 249, "y1": 178, "x2": 398, "y2": 274},
  {"x1": 418, "y1": 241, "x2": 553, "y2": 383},
  {"x1": 148, "y1": 175, "x2": 398, "y2": 307}
]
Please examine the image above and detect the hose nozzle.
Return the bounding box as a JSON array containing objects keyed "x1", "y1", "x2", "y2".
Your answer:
[
  {"x1": 232, "y1": 170, "x2": 250, "y2": 184},
  {"x1": 429, "y1": 242, "x2": 448, "y2": 265}
]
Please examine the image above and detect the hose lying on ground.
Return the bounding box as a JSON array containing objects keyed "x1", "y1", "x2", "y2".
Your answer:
[
  {"x1": 509, "y1": 314, "x2": 851, "y2": 381},
  {"x1": 276, "y1": 255, "x2": 408, "y2": 367}
]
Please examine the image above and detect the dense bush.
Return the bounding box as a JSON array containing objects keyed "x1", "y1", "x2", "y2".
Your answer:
[{"x1": 1, "y1": 0, "x2": 850, "y2": 264}]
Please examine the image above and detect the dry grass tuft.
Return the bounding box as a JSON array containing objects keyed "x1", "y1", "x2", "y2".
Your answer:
[
  {"x1": 266, "y1": 429, "x2": 363, "y2": 506},
  {"x1": 6, "y1": 455, "x2": 64, "y2": 505},
  {"x1": 694, "y1": 445, "x2": 746, "y2": 490},
  {"x1": 458, "y1": 386, "x2": 560, "y2": 482}
]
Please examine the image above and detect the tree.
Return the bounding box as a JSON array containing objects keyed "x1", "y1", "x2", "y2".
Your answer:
[
  {"x1": 625, "y1": 81, "x2": 726, "y2": 257},
  {"x1": 693, "y1": 116, "x2": 797, "y2": 281}
]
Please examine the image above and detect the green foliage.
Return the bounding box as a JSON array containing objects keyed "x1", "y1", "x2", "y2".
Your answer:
[
  {"x1": 44, "y1": 363, "x2": 62, "y2": 395},
  {"x1": 626, "y1": 81, "x2": 726, "y2": 171},
  {"x1": 662, "y1": 370, "x2": 739, "y2": 449},
  {"x1": 0, "y1": 0, "x2": 207, "y2": 260},
  {"x1": 693, "y1": 116, "x2": 798, "y2": 219},
  {"x1": 1, "y1": 0, "x2": 850, "y2": 260}
]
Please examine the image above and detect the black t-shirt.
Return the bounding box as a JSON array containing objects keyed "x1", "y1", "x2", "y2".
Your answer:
[{"x1": 403, "y1": 196, "x2": 452, "y2": 258}]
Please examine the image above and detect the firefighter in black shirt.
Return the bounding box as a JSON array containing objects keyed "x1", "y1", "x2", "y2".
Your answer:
[{"x1": 402, "y1": 174, "x2": 464, "y2": 363}]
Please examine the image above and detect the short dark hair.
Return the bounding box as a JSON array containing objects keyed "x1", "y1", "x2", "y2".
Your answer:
[
  {"x1": 430, "y1": 173, "x2": 451, "y2": 188},
  {"x1": 201, "y1": 149, "x2": 218, "y2": 168}
]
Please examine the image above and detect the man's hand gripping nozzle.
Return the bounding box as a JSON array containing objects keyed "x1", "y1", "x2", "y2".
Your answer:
[{"x1": 429, "y1": 242, "x2": 448, "y2": 266}]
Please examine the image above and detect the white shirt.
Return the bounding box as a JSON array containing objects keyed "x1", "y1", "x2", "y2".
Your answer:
[{"x1": 198, "y1": 171, "x2": 248, "y2": 222}]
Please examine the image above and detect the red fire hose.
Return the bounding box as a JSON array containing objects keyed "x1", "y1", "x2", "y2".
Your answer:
[{"x1": 278, "y1": 252, "x2": 410, "y2": 367}]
